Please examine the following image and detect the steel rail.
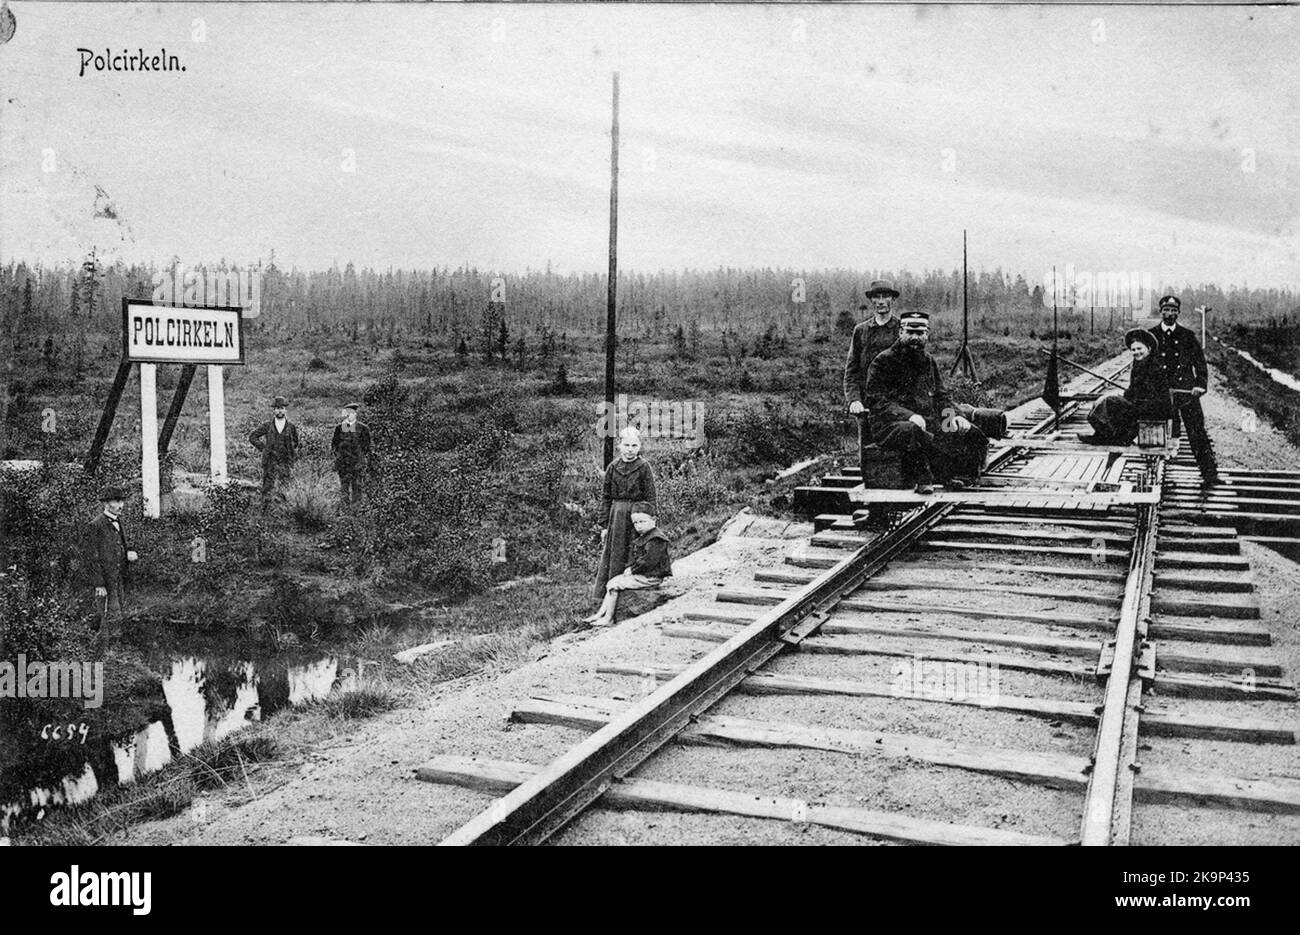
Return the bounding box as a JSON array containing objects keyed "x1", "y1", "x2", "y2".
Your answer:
[
  {"x1": 440, "y1": 499, "x2": 959, "y2": 845},
  {"x1": 1081, "y1": 458, "x2": 1164, "y2": 845},
  {"x1": 441, "y1": 356, "x2": 1134, "y2": 846}
]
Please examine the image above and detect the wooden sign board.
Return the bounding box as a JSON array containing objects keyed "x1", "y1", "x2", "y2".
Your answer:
[
  {"x1": 118, "y1": 299, "x2": 242, "y2": 517},
  {"x1": 122, "y1": 299, "x2": 245, "y2": 365}
]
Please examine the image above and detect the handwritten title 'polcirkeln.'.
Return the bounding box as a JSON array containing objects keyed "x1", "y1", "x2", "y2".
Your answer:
[{"x1": 77, "y1": 47, "x2": 185, "y2": 77}]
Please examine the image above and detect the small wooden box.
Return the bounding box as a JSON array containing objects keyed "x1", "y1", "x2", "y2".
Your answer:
[
  {"x1": 859, "y1": 445, "x2": 910, "y2": 489},
  {"x1": 1136, "y1": 420, "x2": 1170, "y2": 447}
]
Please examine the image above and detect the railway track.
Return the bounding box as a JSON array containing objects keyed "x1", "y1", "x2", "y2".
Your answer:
[{"x1": 418, "y1": 353, "x2": 1300, "y2": 845}]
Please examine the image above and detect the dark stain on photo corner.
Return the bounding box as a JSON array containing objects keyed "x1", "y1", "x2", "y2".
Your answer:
[{"x1": 77, "y1": 47, "x2": 187, "y2": 77}]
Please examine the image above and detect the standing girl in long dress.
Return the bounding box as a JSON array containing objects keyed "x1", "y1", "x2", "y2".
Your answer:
[{"x1": 591, "y1": 426, "x2": 658, "y2": 602}]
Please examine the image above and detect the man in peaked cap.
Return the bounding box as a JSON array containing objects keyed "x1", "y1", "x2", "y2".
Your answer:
[
  {"x1": 863, "y1": 311, "x2": 988, "y2": 494},
  {"x1": 82, "y1": 484, "x2": 138, "y2": 636},
  {"x1": 331, "y1": 402, "x2": 372, "y2": 506},
  {"x1": 1149, "y1": 295, "x2": 1219, "y2": 485},
  {"x1": 843, "y1": 280, "x2": 902, "y2": 460},
  {"x1": 249, "y1": 394, "x2": 303, "y2": 510}
]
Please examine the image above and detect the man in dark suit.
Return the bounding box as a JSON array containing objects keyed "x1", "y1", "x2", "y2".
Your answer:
[
  {"x1": 249, "y1": 395, "x2": 302, "y2": 510},
  {"x1": 844, "y1": 280, "x2": 902, "y2": 464},
  {"x1": 83, "y1": 484, "x2": 137, "y2": 635},
  {"x1": 331, "y1": 403, "x2": 372, "y2": 505},
  {"x1": 865, "y1": 311, "x2": 988, "y2": 494},
  {"x1": 1149, "y1": 295, "x2": 1219, "y2": 484}
]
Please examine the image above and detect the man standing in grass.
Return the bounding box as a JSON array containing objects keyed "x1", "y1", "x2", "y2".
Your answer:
[
  {"x1": 82, "y1": 484, "x2": 138, "y2": 638},
  {"x1": 249, "y1": 395, "x2": 302, "y2": 511},
  {"x1": 331, "y1": 403, "x2": 372, "y2": 506}
]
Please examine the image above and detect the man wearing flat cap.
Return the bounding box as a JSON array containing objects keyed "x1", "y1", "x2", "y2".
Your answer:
[
  {"x1": 249, "y1": 395, "x2": 302, "y2": 510},
  {"x1": 1083, "y1": 329, "x2": 1171, "y2": 444},
  {"x1": 331, "y1": 402, "x2": 372, "y2": 505},
  {"x1": 82, "y1": 484, "x2": 138, "y2": 635},
  {"x1": 844, "y1": 280, "x2": 902, "y2": 415},
  {"x1": 844, "y1": 280, "x2": 902, "y2": 460},
  {"x1": 1149, "y1": 295, "x2": 1219, "y2": 484},
  {"x1": 864, "y1": 311, "x2": 988, "y2": 493}
]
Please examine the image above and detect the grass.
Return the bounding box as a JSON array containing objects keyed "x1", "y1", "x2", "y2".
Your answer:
[{"x1": 10, "y1": 733, "x2": 283, "y2": 846}]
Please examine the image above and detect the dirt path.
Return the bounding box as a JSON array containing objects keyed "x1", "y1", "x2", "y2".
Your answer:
[{"x1": 117, "y1": 364, "x2": 1300, "y2": 846}]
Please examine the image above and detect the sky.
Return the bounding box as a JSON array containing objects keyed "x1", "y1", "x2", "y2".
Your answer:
[{"x1": 1, "y1": 3, "x2": 1297, "y2": 288}]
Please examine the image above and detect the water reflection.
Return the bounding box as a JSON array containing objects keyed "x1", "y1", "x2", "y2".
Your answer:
[{"x1": 1, "y1": 653, "x2": 353, "y2": 835}]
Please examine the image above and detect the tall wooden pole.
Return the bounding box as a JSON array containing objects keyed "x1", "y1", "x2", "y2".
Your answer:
[
  {"x1": 140, "y1": 363, "x2": 160, "y2": 518},
  {"x1": 962, "y1": 229, "x2": 969, "y2": 348},
  {"x1": 603, "y1": 72, "x2": 620, "y2": 469}
]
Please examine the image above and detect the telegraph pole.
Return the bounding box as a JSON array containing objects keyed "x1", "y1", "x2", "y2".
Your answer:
[
  {"x1": 603, "y1": 72, "x2": 620, "y2": 469},
  {"x1": 950, "y1": 229, "x2": 979, "y2": 381}
]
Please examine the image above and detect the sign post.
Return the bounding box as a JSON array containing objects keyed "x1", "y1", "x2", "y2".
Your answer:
[
  {"x1": 139, "y1": 363, "x2": 161, "y2": 518},
  {"x1": 207, "y1": 365, "x2": 227, "y2": 484},
  {"x1": 108, "y1": 299, "x2": 246, "y2": 516}
]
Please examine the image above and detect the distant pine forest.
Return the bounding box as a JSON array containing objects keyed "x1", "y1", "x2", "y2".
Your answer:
[{"x1": 2, "y1": 257, "x2": 1296, "y2": 354}]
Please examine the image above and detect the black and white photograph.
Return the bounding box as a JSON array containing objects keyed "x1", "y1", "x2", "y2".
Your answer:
[{"x1": 0, "y1": 0, "x2": 1297, "y2": 877}]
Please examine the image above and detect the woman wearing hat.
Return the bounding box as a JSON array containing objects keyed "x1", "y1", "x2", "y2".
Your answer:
[
  {"x1": 591, "y1": 426, "x2": 657, "y2": 603},
  {"x1": 1082, "y1": 329, "x2": 1171, "y2": 445}
]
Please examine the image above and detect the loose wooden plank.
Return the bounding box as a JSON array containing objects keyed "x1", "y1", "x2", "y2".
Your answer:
[
  {"x1": 1151, "y1": 593, "x2": 1259, "y2": 620},
  {"x1": 416, "y1": 754, "x2": 1071, "y2": 846},
  {"x1": 1136, "y1": 767, "x2": 1300, "y2": 813},
  {"x1": 514, "y1": 696, "x2": 1091, "y2": 790},
  {"x1": 1149, "y1": 671, "x2": 1295, "y2": 701},
  {"x1": 516, "y1": 696, "x2": 1300, "y2": 815},
  {"x1": 918, "y1": 540, "x2": 1131, "y2": 563},
  {"x1": 889, "y1": 559, "x2": 1126, "y2": 583},
  {"x1": 685, "y1": 611, "x2": 1102, "y2": 658},
  {"x1": 601, "y1": 665, "x2": 1295, "y2": 744},
  {"x1": 662, "y1": 624, "x2": 1093, "y2": 677},
  {"x1": 854, "y1": 579, "x2": 1121, "y2": 609},
  {"x1": 1149, "y1": 616, "x2": 1271, "y2": 647},
  {"x1": 922, "y1": 525, "x2": 1134, "y2": 546},
  {"x1": 717, "y1": 588, "x2": 1112, "y2": 631}
]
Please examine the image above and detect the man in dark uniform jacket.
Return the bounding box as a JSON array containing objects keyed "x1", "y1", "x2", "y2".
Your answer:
[
  {"x1": 844, "y1": 280, "x2": 902, "y2": 460},
  {"x1": 83, "y1": 484, "x2": 138, "y2": 635},
  {"x1": 1149, "y1": 295, "x2": 1219, "y2": 484},
  {"x1": 249, "y1": 395, "x2": 302, "y2": 509},
  {"x1": 865, "y1": 311, "x2": 988, "y2": 493},
  {"x1": 331, "y1": 402, "x2": 372, "y2": 505}
]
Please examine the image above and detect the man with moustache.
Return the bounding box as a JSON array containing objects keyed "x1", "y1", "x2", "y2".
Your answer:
[
  {"x1": 82, "y1": 484, "x2": 138, "y2": 637},
  {"x1": 1149, "y1": 295, "x2": 1219, "y2": 485},
  {"x1": 864, "y1": 311, "x2": 988, "y2": 494},
  {"x1": 844, "y1": 280, "x2": 902, "y2": 461},
  {"x1": 249, "y1": 395, "x2": 302, "y2": 511}
]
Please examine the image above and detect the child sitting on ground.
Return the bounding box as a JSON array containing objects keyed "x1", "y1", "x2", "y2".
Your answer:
[{"x1": 583, "y1": 509, "x2": 673, "y2": 628}]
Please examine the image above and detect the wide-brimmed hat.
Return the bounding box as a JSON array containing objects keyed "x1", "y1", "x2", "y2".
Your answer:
[
  {"x1": 865, "y1": 279, "x2": 900, "y2": 299},
  {"x1": 1158, "y1": 295, "x2": 1181, "y2": 311},
  {"x1": 1124, "y1": 328, "x2": 1157, "y2": 352},
  {"x1": 272, "y1": 395, "x2": 288, "y2": 408},
  {"x1": 99, "y1": 484, "x2": 128, "y2": 501}
]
